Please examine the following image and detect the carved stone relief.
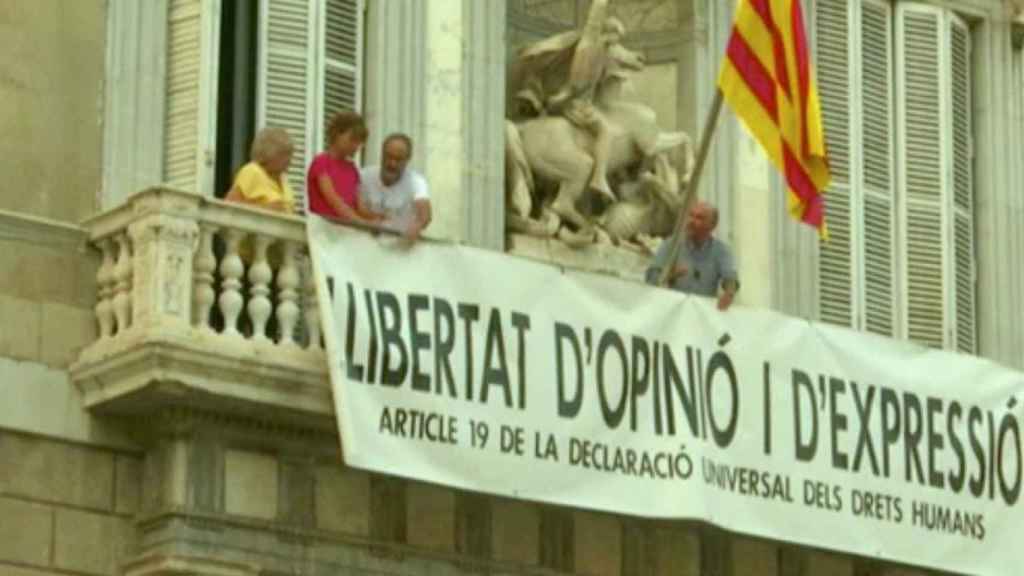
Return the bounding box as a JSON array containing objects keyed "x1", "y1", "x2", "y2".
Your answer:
[
  {"x1": 505, "y1": 0, "x2": 695, "y2": 253},
  {"x1": 517, "y1": 0, "x2": 578, "y2": 27}
]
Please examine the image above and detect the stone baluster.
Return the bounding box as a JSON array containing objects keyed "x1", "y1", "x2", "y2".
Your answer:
[
  {"x1": 247, "y1": 235, "x2": 274, "y2": 341},
  {"x1": 94, "y1": 238, "x2": 116, "y2": 339},
  {"x1": 193, "y1": 224, "x2": 218, "y2": 329},
  {"x1": 112, "y1": 233, "x2": 134, "y2": 333},
  {"x1": 218, "y1": 229, "x2": 246, "y2": 337},
  {"x1": 302, "y1": 253, "x2": 322, "y2": 350},
  {"x1": 275, "y1": 242, "x2": 300, "y2": 347}
]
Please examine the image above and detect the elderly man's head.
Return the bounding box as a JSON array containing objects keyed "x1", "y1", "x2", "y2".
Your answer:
[
  {"x1": 684, "y1": 201, "x2": 719, "y2": 243},
  {"x1": 380, "y1": 133, "x2": 413, "y2": 186}
]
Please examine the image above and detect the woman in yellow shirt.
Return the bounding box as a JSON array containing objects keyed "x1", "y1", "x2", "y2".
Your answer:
[{"x1": 226, "y1": 127, "x2": 296, "y2": 213}]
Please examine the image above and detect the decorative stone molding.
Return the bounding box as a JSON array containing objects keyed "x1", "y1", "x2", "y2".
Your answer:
[
  {"x1": 124, "y1": 552, "x2": 260, "y2": 576},
  {"x1": 507, "y1": 233, "x2": 651, "y2": 281},
  {"x1": 1011, "y1": 0, "x2": 1024, "y2": 19},
  {"x1": 71, "y1": 188, "x2": 331, "y2": 431},
  {"x1": 131, "y1": 509, "x2": 568, "y2": 576},
  {"x1": 0, "y1": 209, "x2": 88, "y2": 249},
  {"x1": 146, "y1": 405, "x2": 338, "y2": 443}
]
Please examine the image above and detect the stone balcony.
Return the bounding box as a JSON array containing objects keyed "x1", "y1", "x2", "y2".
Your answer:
[
  {"x1": 70, "y1": 188, "x2": 333, "y2": 431},
  {"x1": 68, "y1": 188, "x2": 658, "y2": 433}
]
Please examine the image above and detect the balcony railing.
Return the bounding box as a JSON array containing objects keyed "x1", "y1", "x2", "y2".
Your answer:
[{"x1": 71, "y1": 188, "x2": 332, "y2": 426}]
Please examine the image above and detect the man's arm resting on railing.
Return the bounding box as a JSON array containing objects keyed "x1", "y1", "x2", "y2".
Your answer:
[{"x1": 407, "y1": 199, "x2": 432, "y2": 239}]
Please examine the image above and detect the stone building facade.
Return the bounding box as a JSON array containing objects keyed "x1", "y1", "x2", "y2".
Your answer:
[{"x1": 2, "y1": 1, "x2": 1023, "y2": 575}]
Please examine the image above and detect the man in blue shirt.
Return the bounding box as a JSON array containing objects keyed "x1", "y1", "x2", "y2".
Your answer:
[{"x1": 645, "y1": 201, "x2": 739, "y2": 310}]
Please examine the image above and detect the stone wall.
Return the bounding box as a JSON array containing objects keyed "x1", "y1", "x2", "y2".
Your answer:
[
  {"x1": 0, "y1": 0, "x2": 104, "y2": 418},
  {"x1": 0, "y1": 415, "x2": 939, "y2": 576},
  {"x1": 0, "y1": 430, "x2": 138, "y2": 576},
  {"x1": 0, "y1": 0, "x2": 106, "y2": 223},
  {"x1": 92, "y1": 406, "x2": 936, "y2": 576},
  {"x1": 119, "y1": 410, "x2": 709, "y2": 575},
  {"x1": 0, "y1": 217, "x2": 97, "y2": 370}
]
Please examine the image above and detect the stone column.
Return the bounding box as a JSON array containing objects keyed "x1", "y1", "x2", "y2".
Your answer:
[
  {"x1": 363, "y1": 0, "x2": 428, "y2": 165},
  {"x1": 976, "y1": 15, "x2": 1024, "y2": 367},
  {"x1": 460, "y1": 0, "x2": 507, "y2": 250},
  {"x1": 364, "y1": 1, "x2": 506, "y2": 250},
  {"x1": 694, "y1": 0, "x2": 736, "y2": 243},
  {"x1": 421, "y1": 1, "x2": 468, "y2": 244},
  {"x1": 732, "y1": 135, "x2": 775, "y2": 309},
  {"x1": 102, "y1": 0, "x2": 168, "y2": 209}
]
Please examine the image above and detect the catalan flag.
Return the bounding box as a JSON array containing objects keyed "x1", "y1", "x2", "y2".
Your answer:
[{"x1": 717, "y1": 0, "x2": 831, "y2": 235}]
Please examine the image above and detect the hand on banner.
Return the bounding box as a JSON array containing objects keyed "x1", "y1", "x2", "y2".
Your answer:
[
  {"x1": 717, "y1": 290, "x2": 734, "y2": 311},
  {"x1": 402, "y1": 220, "x2": 422, "y2": 243}
]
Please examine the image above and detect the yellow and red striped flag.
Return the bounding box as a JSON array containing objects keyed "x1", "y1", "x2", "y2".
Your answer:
[{"x1": 717, "y1": 0, "x2": 831, "y2": 236}]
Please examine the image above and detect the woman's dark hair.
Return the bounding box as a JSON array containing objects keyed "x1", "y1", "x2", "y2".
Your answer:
[{"x1": 326, "y1": 111, "x2": 368, "y2": 146}]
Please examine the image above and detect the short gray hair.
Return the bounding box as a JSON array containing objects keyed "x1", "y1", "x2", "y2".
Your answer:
[{"x1": 250, "y1": 127, "x2": 294, "y2": 164}]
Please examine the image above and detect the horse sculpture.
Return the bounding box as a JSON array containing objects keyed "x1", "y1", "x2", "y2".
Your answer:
[{"x1": 506, "y1": 41, "x2": 693, "y2": 244}]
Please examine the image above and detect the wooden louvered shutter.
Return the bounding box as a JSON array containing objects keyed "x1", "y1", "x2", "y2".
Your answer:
[
  {"x1": 257, "y1": 0, "x2": 363, "y2": 213},
  {"x1": 815, "y1": 0, "x2": 856, "y2": 328},
  {"x1": 319, "y1": 0, "x2": 363, "y2": 144},
  {"x1": 257, "y1": 0, "x2": 317, "y2": 210},
  {"x1": 860, "y1": 0, "x2": 896, "y2": 336},
  {"x1": 897, "y1": 4, "x2": 944, "y2": 349},
  {"x1": 949, "y1": 16, "x2": 975, "y2": 353},
  {"x1": 164, "y1": 0, "x2": 220, "y2": 194}
]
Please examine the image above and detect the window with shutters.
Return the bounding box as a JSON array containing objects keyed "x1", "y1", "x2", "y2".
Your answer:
[
  {"x1": 813, "y1": 0, "x2": 976, "y2": 354},
  {"x1": 162, "y1": 0, "x2": 364, "y2": 211}
]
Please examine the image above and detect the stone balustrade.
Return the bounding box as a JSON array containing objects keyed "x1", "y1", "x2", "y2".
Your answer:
[{"x1": 71, "y1": 188, "x2": 333, "y2": 428}]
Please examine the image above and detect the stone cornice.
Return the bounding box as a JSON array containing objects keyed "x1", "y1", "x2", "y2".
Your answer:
[
  {"x1": 145, "y1": 404, "x2": 339, "y2": 443},
  {"x1": 133, "y1": 509, "x2": 562, "y2": 576},
  {"x1": 0, "y1": 209, "x2": 88, "y2": 249},
  {"x1": 71, "y1": 327, "x2": 334, "y2": 435},
  {"x1": 124, "y1": 551, "x2": 260, "y2": 576}
]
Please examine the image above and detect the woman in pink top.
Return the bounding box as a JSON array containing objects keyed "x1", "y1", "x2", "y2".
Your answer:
[{"x1": 307, "y1": 111, "x2": 376, "y2": 223}]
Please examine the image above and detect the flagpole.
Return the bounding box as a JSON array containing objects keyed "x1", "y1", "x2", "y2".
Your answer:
[{"x1": 656, "y1": 88, "x2": 725, "y2": 287}]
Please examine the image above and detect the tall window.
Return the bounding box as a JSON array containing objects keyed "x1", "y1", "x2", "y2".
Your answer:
[
  {"x1": 162, "y1": 0, "x2": 363, "y2": 211},
  {"x1": 814, "y1": 0, "x2": 976, "y2": 353}
]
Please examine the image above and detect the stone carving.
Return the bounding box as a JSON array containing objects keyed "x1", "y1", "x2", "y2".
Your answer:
[
  {"x1": 164, "y1": 253, "x2": 185, "y2": 316},
  {"x1": 506, "y1": 0, "x2": 693, "y2": 249},
  {"x1": 599, "y1": 152, "x2": 685, "y2": 249},
  {"x1": 516, "y1": 0, "x2": 577, "y2": 27},
  {"x1": 613, "y1": 0, "x2": 684, "y2": 33}
]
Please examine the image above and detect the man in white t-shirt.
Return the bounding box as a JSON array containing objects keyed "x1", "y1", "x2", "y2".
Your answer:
[{"x1": 360, "y1": 133, "x2": 432, "y2": 240}]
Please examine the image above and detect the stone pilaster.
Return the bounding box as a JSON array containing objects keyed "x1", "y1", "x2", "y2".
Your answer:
[
  {"x1": 102, "y1": 0, "x2": 168, "y2": 209},
  {"x1": 364, "y1": 1, "x2": 505, "y2": 249},
  {"x1": 125, "y1": 191, "x2": 201, "y2": 331}
]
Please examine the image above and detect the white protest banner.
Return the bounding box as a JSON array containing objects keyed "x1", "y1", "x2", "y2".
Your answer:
[{"x1": 307, "y1": 216, "x2": 1022, "y2": 576}]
